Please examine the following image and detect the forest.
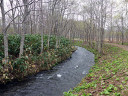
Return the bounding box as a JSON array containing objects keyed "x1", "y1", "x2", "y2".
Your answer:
[{"x1": 0, "y1": 0, "x2": 128, "y2": 96}]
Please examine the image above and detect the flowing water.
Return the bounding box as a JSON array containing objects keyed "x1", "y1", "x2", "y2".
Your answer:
[{"x1": 0, "y1": 47, "x2": 94, "y2": 96}]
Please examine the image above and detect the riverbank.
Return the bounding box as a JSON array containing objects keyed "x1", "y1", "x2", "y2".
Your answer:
[
  {"x1": 0, "y1": 47, "x2": 94, "y2": 96},
  {"x1": 64, "y1": 42, "x2": 128, "y2": 96},
  {"x1": 106, "y1": 43, "x2": 128, "y2": 51},
  {"x1": 0, "y1": 34, "x2": 76, "y2": 84}
]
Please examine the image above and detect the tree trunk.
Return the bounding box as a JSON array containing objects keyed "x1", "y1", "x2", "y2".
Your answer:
[
  {"x1": 0, "y1": 0, "x2": 9, "y2": 64},
  {"x1": 19, "y1": 0, "x2": 29, "y2": 58}
]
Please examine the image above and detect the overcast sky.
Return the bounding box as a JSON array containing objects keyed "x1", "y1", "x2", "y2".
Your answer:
[
  {"x1": 2, "y1": 0, "x2": 124, "y2": 12},
  {"x1": 0, "y1": 0, "x2": 126, "y2": 20}
]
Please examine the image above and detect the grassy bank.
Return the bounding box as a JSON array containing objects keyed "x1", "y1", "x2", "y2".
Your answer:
[
  {"x1": 113, "y1": 42, "x2": 128, "y2": 46},
  {"x1": 64, "y1": 41, "x2": 128, "y2": 96},
  {"x1": 0, "y1": 34, "x2": 75, "y2": 84}
]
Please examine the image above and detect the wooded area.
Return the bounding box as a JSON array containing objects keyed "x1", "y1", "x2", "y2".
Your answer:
[
  {"x1": 0, "y1": 0, "x2": 128, "y2": 95},
  {"x1": 0, "y1": 0, "x2": 128, "y2": 64},
  {"x1": 0, "y1": 0, "x2": 78, "y2": 84}
]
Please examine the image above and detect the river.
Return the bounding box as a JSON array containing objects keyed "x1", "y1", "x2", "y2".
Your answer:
[{"x1": 0, "y1": 47, "x2": 94, "y2": 96}]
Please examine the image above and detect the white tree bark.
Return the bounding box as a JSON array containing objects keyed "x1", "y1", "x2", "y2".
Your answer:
[
  {"x1": 19, "y1": 0, "x2": 29, "y2": 58},
  {"x1": 0, "y1": 0, "x2": 9, "y2": 64}
]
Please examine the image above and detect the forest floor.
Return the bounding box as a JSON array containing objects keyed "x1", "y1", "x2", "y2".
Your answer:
[
  {"x1": 64, "y1": 41, "x2": 128, "y2": 96},
  {"x1": 106, "y1": 43, "x2": 128, "y2": 51}
]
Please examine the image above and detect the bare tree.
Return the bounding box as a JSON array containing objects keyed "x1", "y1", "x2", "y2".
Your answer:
[
  {"x1": 0, "y1": 0, "x2": 9, "y2": 64},
  {"x1": 19, "y1": 0, "x2": 29, "y2": 58}
]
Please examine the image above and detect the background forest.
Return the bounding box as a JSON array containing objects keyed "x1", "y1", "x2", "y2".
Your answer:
[{"x1": 0, "y1": 0, "x2": 128, "y2": 84}]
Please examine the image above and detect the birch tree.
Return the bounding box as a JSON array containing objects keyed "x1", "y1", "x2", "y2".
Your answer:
[
  {"x1": 0, "y1": 0, "x2": 9, "y2": 64},
  {"x1": 19, "y1": 0, "x2": 29, "y2": 58}
]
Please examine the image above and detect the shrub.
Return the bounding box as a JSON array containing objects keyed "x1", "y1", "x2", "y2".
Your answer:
[{"x1": 0, "y1": 34, "x2": 73, "y2": 83}]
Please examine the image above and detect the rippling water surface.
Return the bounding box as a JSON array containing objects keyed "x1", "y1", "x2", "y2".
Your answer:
[{"x1": 0, "y1": 47, "x2": 94, "y2": 96}]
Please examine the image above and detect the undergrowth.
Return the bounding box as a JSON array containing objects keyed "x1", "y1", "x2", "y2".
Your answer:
[
  {"x1": 0, "y1": 34, "x2": 75, "y2": 84},
  {"x1": 64, "y1": 41, "x2": 128, "y2": 96}
]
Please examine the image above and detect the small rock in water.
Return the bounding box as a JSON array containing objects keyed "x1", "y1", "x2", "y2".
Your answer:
[
  {"x1": 57, "y1": 74, "x2": 62, "y2": 78},
  {"x1": 75, "y1": 65, "x2": 79, "y2": 69}
]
